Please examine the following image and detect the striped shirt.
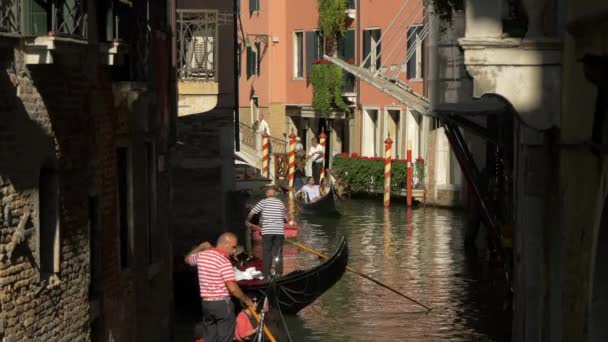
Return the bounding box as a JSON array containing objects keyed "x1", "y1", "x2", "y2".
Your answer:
[
  {"x1": 251, "y1": 197, "x2": 287, "y2": 235},
  {"x1": 186, "y1": 248, "x2": 235, "y2": 299}
]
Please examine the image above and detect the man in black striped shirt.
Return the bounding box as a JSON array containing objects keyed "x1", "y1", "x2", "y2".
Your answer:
[{"x1": 247, "y1": 186, "x2": 293, "y2": 277}]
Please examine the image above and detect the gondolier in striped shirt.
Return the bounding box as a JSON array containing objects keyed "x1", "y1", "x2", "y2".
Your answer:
[
  {"x1": 247, "y1": 186, "x2": 294, "y2": 277},
  {"x1": 185, "y1": 232, "x2": 254, "y2": 342}
]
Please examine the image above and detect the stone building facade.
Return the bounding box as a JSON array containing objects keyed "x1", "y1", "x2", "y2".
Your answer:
[
  {"x1": 0, "y1": 0, "x2": 176, "y2": 341},
  {"x1": 431, "y1": 0, "x2": 608, "y2": 341}
]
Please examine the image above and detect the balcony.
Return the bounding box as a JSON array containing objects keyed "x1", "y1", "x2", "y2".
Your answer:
[
  {"x1": 1, "y1": 0, "x2": 88, "y2": 64},
  {"x1": 177, "y1": 9, "x2": 219, "y2": 117}
]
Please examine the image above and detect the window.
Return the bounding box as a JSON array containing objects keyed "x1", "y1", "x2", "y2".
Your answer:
[
  {"x1": 293, "y1": 31, "x2": 304, "y2": 78},
  {"x1": 39, "y1": 166, "x2": 60, "y2": 276},
  {"x1": 249, "y1": 0, "x2": 259, "y2": 13},
  {"x1": 246, "y1": 42, "x2": 261, "y2": 78},
  {"x1": 363, "y1": 29, "x2": 381, "y2": 71},
  {"x1": 305, "y1": 30, "x2": 323, "y2": 79},
  {"x1": 338, "y1": 29, "x2": 355, "y2": 92},
  {"x1": 116, "y1": 147, "x2": 133, "y2": 269},
  {"x1": 407, "y1": 25, "x2": 424, "y2": 79},
  {"x1": 145, "y1": 142, "x2": 159, "y2": 264}
]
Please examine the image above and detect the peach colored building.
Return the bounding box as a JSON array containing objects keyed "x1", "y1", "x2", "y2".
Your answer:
[{"x1": 238, "y1": 0, "x2": 425, "y2": 165}]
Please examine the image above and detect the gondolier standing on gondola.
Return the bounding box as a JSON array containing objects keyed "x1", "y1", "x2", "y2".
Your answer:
[
  {"x1": 308, "y1": 137, "x2": 324, "y2": 184},
  {"x1": 247, "y1": 186, "x2": 294, "y2": 278},
  {"x1": 185, "y1": 233, "x2": 254, "y2": 342}
]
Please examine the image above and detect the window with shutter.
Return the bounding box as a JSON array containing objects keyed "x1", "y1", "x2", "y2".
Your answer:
[
  {"x1": 294, "y1": 31, "x2": 304, "y2": 78},
  {"x1": 363, "y1": 30, "x2": 371, "y2": 68},
  {"x1": 255, "y1": 41, "x2": 261, "y2": 76},
  {"x1": 246, "y1": 45, "x2": 254, "y2": 78},
  {"x1": 338, "y1": 29, "x2": 355, "y2": 61},
  {"x1": 249, "y1": 0, "x2": 259, "y2": 14},
  {"x1": 305, "y1": 31, "x2": 316, "y2": 79},
  {"x1": 407, "y1": 25, "x2": 423, "y2": 79},
  {"x1": 363, "y1": 29, "x2": 381, "y2": 70}
]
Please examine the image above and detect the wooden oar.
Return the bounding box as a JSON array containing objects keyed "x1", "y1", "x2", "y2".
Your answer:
[
  {"x1": 246, "y1": 306, "x2": 277, "y2": 342},
  {"x1": 287, "y1": 240, "x2": 432, "y2": 313}
]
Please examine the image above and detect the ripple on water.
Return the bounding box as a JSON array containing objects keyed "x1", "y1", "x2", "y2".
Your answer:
[{"x1": 283, "y1": 199, "x2": 510, "y2": 342}]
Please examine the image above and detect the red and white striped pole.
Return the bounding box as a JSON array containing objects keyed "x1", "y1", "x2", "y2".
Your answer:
[
  {"x1": 407, "y1": 140, "x2": 413, "y2": 207},
  {"x1": 262, "y1": 130, "x2": 270, "y2": 179},
  {"x1": 288, "y1": 129, "x2": 296, "y2": 198},
  {"x1": 318, "y1": 128, "x2": 327, "y2": 185},
  {"x1": 384, "y1": 135, "x2": 393, "y2": 207}
]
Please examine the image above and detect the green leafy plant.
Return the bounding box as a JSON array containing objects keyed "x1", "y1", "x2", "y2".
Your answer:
[
  {"x1": 311, "y1": 60, "x2": 349, "y2": 115},
  {"x1": 318, "y1": 0, "x2": 348, "y2": 52},
  {"x1": 331, "y1": 154, "x2": 409, "y2": 193}
]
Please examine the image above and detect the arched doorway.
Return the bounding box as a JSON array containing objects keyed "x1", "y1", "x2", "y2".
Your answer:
[{"x1": 591, "y1": 197, "x2": 608, "y2": 341}]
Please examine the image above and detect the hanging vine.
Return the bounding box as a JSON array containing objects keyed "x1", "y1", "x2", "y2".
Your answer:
[
  {"x1": 317, "y1": 0, "x2": 348, "y2": 53},
  {"x1": 311, "y1": 60, "x2": 349, "y2": 115}
]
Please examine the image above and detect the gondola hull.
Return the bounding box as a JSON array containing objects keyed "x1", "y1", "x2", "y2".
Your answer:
[
  {"x1": 296, "y1": 186, "x2": 340, "y2": 216},
  {"x1": 237, "y1": 238, "x2": 348, "y2": 314}
]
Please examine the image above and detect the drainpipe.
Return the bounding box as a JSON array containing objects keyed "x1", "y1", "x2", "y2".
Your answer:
[{"x1": 234, "y1": 0, "x2": 240, "y2": 151}]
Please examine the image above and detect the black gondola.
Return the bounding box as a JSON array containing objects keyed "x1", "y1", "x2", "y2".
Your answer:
[
  {"x1": 295, "y1": 185, "x2": 340, "y2": 216},
  {"x1": 237, "y1": 237, "x2": 348, "y2": 314}
]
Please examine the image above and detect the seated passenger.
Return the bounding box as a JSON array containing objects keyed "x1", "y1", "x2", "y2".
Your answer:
[{"x1": 296, "y1": 177, "x2": 321, "y2": 202}]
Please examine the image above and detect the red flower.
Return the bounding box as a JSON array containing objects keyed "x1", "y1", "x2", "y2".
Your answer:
[
  {"x1": 416, "y1": 157, "x2": 425, "y2": 163},
  {"x1": 351, "y1": 153, "x2": 359, "y2": 158},
  {"x1": 347, "y1": 57, "x2": 354, "y2": 64}
]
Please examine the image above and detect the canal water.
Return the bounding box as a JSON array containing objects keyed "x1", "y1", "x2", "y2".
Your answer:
[{"x1": 280, "y1": 198, "x2": 511, "y2": 342}]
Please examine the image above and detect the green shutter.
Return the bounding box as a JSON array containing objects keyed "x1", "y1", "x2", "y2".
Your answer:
[
  {"x1": 407, "y1": 26, "x2": 417, "y2": 79},
  {"x1": 249, "y1": 0, "x2": 259, "y2": 13},
  {"x1": 343, "y1": 29, "x2": 354, "y2": 61},
  {"x1": 246, "y1": 45, "x2": 254, "y2": 79},
  {"x1": 306, "y1": 31, "x2": 316, "y2": 79},
  {"x1": 255, "y1": 42, "x2": 261, "y2": 76},
  {"x1": 316, "y1": 32, "x2": 324, "y2": 59},
  {"x1": 374, "y1": 29, "x2": 381, "y2": 70},
  {"x1": 23, "y1": 0, "x2": 49, "y2": 36},
  {"x1": 363, "y1": 30, "x2": 371, "y2": 68}
]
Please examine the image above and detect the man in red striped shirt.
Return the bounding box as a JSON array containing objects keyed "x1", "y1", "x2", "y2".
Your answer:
[{"x1": 185, "y1": 232, "x2": 254, "y2": 342}]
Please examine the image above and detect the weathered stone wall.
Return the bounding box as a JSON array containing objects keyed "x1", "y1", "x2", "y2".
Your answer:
[
  {"x1": 0, "y1": 45, "x2": 94, "y2": 342},
  {"x1": 0, "y1": 39, "x2": 174, "y2": 342}
]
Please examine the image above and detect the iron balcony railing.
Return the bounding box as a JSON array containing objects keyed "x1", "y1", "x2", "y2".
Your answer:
[
  {"x1": 177, "y1": 9, "x2": 218, "y2": 82},
  {"x1": 0, "y1": 0, "x2": 20, "y2": 34},
  {"x1": 0, "y1": 0, "x2": 87, "y2": 39},
  {"x1": 51, "y1": 0, "x2": 88, "y2": 39}
]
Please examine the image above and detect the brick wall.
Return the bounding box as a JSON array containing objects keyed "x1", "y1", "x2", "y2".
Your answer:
[
  {"x1": 0, "y1": 40, "x2": 174, "y2": 342},
  {"x1": 0, "y1": 46, "x2": 93, "y2": 342}
]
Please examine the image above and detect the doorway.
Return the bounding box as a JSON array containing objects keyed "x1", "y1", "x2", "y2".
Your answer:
[
  {"x1": 386, "y1": 109, "x2": 401, "y2": 158},
  {"x1": 362, "y1": 108, "x2": 379, "y2": 157},
  {"x1": 406, "y1": 109, "x2": 421, "y2": 159}
]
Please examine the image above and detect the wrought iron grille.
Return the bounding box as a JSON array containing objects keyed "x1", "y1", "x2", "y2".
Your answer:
[
  {"x1": 0, "y1": 0, "x2": 20, "y2": 34},
  {"x1": 51, "y1": 0, "x2": 88, "y2": 39},
  {"x1": 177, "y1": 9, "x2": 218, "y2": 82},
  {"x1": 239, "y1": 122, "x2": 257, "y2": 150}
]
